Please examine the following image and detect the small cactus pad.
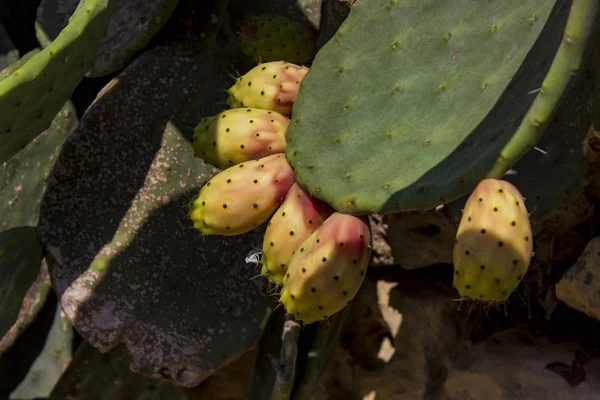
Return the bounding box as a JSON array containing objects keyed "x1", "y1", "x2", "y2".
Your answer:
[
  {"x1": 0, "y1": 227, "x2": 44, "y2": 338},
  {"x1": 260, "y1": 183, "x2": 332, "y2": 286},
  {"x1": 237, "y1": 15, "x2": 316, "y2": 64},
  {"x1": 227, "y1": 61, "x2": 309, "y2": 116},
  {"x1": 453, "y1": 179, "x2": 533, "y2": 302},
  {"x1": 280, "y1": 212, "x2": 372, "y2": 324},
  {"x1": 190, "y1": 153, "x2": 296, "y2": 236},
  {"x1": 285, "y1": 0, "x2": 599, "y2": 214},
  {"x1": 0, "y1": 23, "x2": 19, "y2": 73},
  {"x1": 0, "y1": 0, "x2": 115, "y2": 164},
  {"x1": 9, "y1": 304, "x2": 72, "y2": 400},
  {"x1": 36, "y1": 0, "x2": 179, "y2": 77},
  {"x1": 192, "y1": 108, "x2": 290, "y2": 169},
  {"x1": 1, "y1": 101, "x2": 77, "y2": 230}
]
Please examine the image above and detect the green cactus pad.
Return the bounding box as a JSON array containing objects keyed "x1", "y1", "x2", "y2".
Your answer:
[
  {"x1": 0, "y1": 227, "x2": 44, "y2": 339},
  {"x1": 1, "y1": 101, "x2": 77, "y2": 230},
  {"x1": 286, "y1": 0, "x2": 599, "y2": 215},
  {"x1": 49, "y1": 342, "x2": 185, "y2": 400},
  {"x1": 0, "y1": 0, "x2": 115, "y2": 164},
  {"x1": 9, "y1": 304, "x2": 73, "y2": 400},
  {"x1": 36, "y1": 0, "x2": 179, "y2": 77},
  {"x1": 0, "y1": 261, "x2": 51, "y2": 356},
  {"x1": 237, "y1": 15, "x2": 316, "y2": 64},
  {"x1": 0, "y1": 49, "x2": 42, "y2": 81},
  {"x1": 37, "y1": 1, "x2": 273, "y2": 387}
]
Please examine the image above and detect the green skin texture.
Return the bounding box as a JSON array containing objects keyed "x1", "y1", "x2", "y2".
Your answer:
[
  {"x1": 36, "y1": 0, "x2": 272, "y2": 388},
  {"x1": 0, "y1": 227, "x2": 44, "y2": 339},
  {"x1": 35, "y1": 0, "x2": 180, "y2": 77},
  {"x1": 0, "y1": 0, "x2": 116, "y2": 164},
  {"x1": 286, "y1": 0, "x2": 599, "y2": 215},
  {"x1": 49, "y1": 343, "x2": 185, "y2": 400},
  {"x1": 238, "y1": 15, "x2": 316, "y2": 65},
  {"x1": 10, "y1": 304, "x2": 73, "y2": 400}
]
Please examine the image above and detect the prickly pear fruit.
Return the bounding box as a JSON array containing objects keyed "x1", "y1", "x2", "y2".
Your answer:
[
  {"x1": 261, "y1": 183, "x2": 333, "y2": 286},
  {"x1": 193, "y1": 108, "x2": 289, "y2": 169},
  {"x1": 453, "y1": 179, "x2": 533, "y2": 302},
  {"x1": 227, "y1": 61, "x2": 309, "y2": 116},
  {"x1": 280, "y1": 212, "x2": 372, "y2": 324},
  {"x1": 237, "y1": 15, "x2": 316, "y2": 65},
  {"x1": 189, "y1": 154, "x2": 295, "y2": 236}
]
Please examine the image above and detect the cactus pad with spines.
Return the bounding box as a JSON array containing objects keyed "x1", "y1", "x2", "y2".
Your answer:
[
  {"x1": 285, "y1": 0, "x2": 599, "y2": 215},
  {"x1": 36, "y1": 0, "x2": 180, "y2": 77},
  {"x1": 237, "y1": 15, "x2": 316, "y2": 64},
  {"x1": 0, "y1": 0, "x2": 115, "y2": 164},
  {"x1": 0, "y1": 227, "x2": 44, "y2": 339}
]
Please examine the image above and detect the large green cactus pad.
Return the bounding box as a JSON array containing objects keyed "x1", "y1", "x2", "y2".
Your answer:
[
  {"x1": 36, "y1": 0, "x2": 179, "y2": 77},
  {"x1": 286, "y1": 0, "x2": 599, "y2": 214},
  {"x1": 0, "y1": 0, "x2": 115, "y2": 164},
  {"x1": 37, "y1": 1, "x2": 272, "y2": 387},
  {"x1": 9, "y1": 304, "x2": 72, "y2": 400},
  {"x1": 0, "y1": 227, "x2": 44, "y2": 339},
  {"x1": 49, "y1": 343, "x2": 185, "y2": 399},
  {"x1": 1, "y1": 101, "x2": 77, "y2": 230}
]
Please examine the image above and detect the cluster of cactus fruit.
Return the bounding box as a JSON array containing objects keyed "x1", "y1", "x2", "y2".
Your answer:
[
  {"x1": 190, "y1": 59, "x2": 535, "y2": 323},
  {"x1": 190, "y1": 60, "x2": 373, "y2": 323}
]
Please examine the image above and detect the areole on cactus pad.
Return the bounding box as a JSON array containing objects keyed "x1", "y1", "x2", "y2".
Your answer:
[{"x1": 285, "y1": 0, "x2": 600, "y2": 215}]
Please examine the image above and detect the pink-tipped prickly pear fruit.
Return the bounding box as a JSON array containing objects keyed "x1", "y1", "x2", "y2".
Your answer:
[
  {"x1": 260, "y1": 183, "x2": 333, "y2": 286},
  {"x1": 226, "y1": 61, "x2": 309, "y2": 116},
  {"x1": 193, "y1": 108, "x2": 289, "y2": 169},
  {"x1": 189, "y1": 154, "x2": 295, "y2": 236},
  {"x1": 280, "y1": 212, "x2": 372, "y2": 324},
  {"x1": 453, "y1": 179, "x2": 533, "y2": 302}
]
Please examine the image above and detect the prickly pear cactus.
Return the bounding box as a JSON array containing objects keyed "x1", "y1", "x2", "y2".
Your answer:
[
  {"x1": 190, "y1": 154, "x2": 296, "y2": 236},
  {"x1": 36, "y1": 0, "x2": 273, "y2": 387},
  {"x1": 261, "y1": 183, "x2": 332, "y2": 286},
  {"x1": 36, "y1": 0, "x2": 179, "y2": 77},
  {"x1": 49, "y1": 342, "x2": 185, "y2": 400},
  {"x1": 453, "y1": 179, "x2": 533, "y2": 302},
  {"x1": 227, "y1": 61, "x2": 309, "y2": 116},
  {"x1": 0, "y1": 49, "x2": 42, "y2": 81},
  {"x1": 0, "y1": 227, "x2": 44, "y2": 338},
  {"x1": 286, "y1": 0, "x2": 600, "y2": 215},
  {"x1": 9, "y1": 305, "x2": 72, "y2": 400},
  {"x1": 237, "y1": 15, "x2": 316, "y2": 64},
  {"x1": 280, "y1": 212, "x2": 372, "y2": 324},
  {"x1": 192, "y1": 108, "x2": 289, "y2": 169},
  {"x1": 0, "y1": 0, "x2": 116, "y2": 164},
  {"x1": 1, "y1": 101, "x2": 77, "y2": 230}
]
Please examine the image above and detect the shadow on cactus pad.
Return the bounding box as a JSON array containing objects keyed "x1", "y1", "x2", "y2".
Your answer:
[{"x1": 36, "y1": 0, "x2": 275, "y2": 388}]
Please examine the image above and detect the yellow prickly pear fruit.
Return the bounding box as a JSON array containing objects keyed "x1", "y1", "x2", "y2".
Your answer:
[
  {"x1": 280, "y1": 212, "x2": 372, "y2": 324},
  {"x1": 189, "y1": 154, "x2": 295, "y2": 236},
  {"x1": 453, "y1": 179, "x2": 533, "y2": 302},
  {"x1": 192, "y1": 108, "x2": 289, "y2": 169},
  {"x1": 260, "y1": 183, "x2": 333, "y2": 286},
  {"x1": 226, "y1": 61, "x2": 309, "y2": 116}
]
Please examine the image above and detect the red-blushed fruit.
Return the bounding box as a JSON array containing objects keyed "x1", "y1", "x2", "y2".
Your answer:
[
  {"x1": 189, "y1": 154, "x2": 295, "y2": 236},
  {"x1": 226, "y1": 61, "x2": 309, "y2": 116},
  {"x1": 192, "y1": 108, "x2": 289, "y2": 169},
  {"x1": 280, "y1": 212, "x2": 372, "y2": 324},
  {"x1": 260, "y1": 183, "x2": 333, "y2": 286}
]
